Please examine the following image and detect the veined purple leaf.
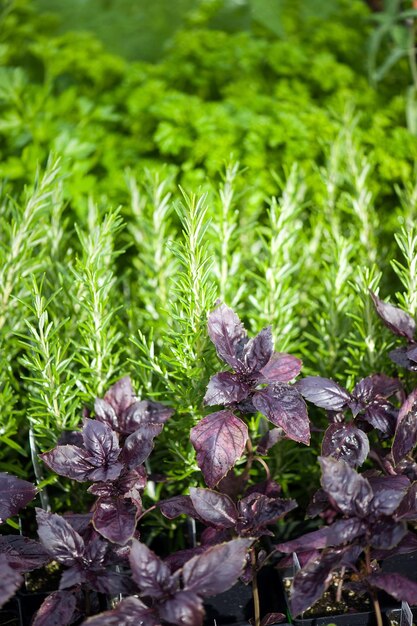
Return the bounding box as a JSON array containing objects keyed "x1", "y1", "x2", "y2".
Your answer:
[
  {"x1": 207, "y1": 303, "x2": 247, "y2": 370},
  {"x1": 36, "y1": 509, "x2": 84, "y2": 565},
  {"x1": 395, "y1": 483, "x2": 417, "y2": 520},
  {"x1": 190, "y1": 411, "x2": 248, "y2": 488},
  {"x1": 0, "y1": 536, "x2": 49, "y2": 571},
  {"x1": 0, "y1": 473, "x2": 37, "y2": 522},
  {"x1": 258, "y1": 353, "x2": 302, "y2": 384},
  {"x1": 319, "y1": 457, "x2": 373, "y2": 517},
  {"x1": 164, "y1": 546, "x2": 206, "y2": 573},
  {"x1": 183, "y1": 538, "x2": 252, "y2": 597},
  {"x1": 324, "y1": 518, "x2": 366, "y2": 547},
  {"x1": 295, "y1": 376, "x2": 350, "y2": 411},
  {"x1": 59, "y1": 567, "x2": 84, "y2": 590},
  {"x1": 129, "y1": 539, "x2": 175, "y2": 599},
  {"x1": 389, "y1": 346, "x2": 417, "y2": 370},
  {"x1": 362, "y1": 402, "x2": 397, "y2": 436},
  {"x1": 159, "y1": 590, "x2": 204, "y2": 626},
  {"x1": 253, "y1": 384, "x2": 310, "y2": 445},
  {"x1": 94, "y1": 398, "x2": 118, "y2": 431},
  {"x1": 371, "y1": 292, "x2": 416, "y2": 340},
  {"x1": 203, "y1": 372, "x2": 250, "y2": 406},
  {"x1": 121, "y1": 424, "x2": 163, "y2": 469},
  {"x1": 368, "y1": 573, "x2": 417, "y2": 604},
  {"x1": 276, "y1": 520, "x2": 365, "y2": 554},
  {"x1": 398, "y1": 388, "x2": 417, "y2": 424},
  {"x1": 372, "y1": 531, "x2": 417, "y2": 559},
  {"x1": 159, "y1": 495, "x2": 200, "y2": 520},
  {"x1": 82, "y1": 597, "x2": 159, "y2": 626},
  {"x1": 189, "y1": 488, "x2": 238, "y2": 528},
  {"x1": 257, "y1": 427, "x2": 285, "y2": 455},
  {"x1": 40, "y1": 446, "x2": 94, "y2": 482},
  {"x1": 321, "y1": 424, "x2": 369, "y2": 467},
  {"x1": 82, "y1": 419, "x2": 121, "y2": 468},
  {"x1": 242, "y1": 327, "x2": 273, "y2": 373},
  {"x1": 237, "y1": 493, "x2": 297, "y2": 535},
  {"x1": 92, "y1": 498, "x2": 139, "y2": 545},
  {"x1": 368, "y1": 475, "x2": 409, "y2": 516},
  {"x1": 0, "y1": 554, "x2": 22, "y2": 609},
  {"x1": 290, "y1": 550, "x2": 344, "y2": 617},
  {"x1": 104, "y1": 376, "x2": 136, "y2": 414},
  {"x1": 392, "y1": 410, "x2": 417, "y2": 465},
  {"x1": 121, "y1": 400, "x2": 174, "y2": 434},
  {"x1": 353, "y1": 374, "x2": 401, "y2": 403},
  {"x1": 32, "y1": 590, "x2": 76, "y2": 626},
  {"x1": 370, "y1": 519, "x2": 407, "y2": 550}
]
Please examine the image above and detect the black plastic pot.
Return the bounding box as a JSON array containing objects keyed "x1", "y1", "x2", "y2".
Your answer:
[{"x1": 203, "y1": 566, "x2": 289, "y2": 626}]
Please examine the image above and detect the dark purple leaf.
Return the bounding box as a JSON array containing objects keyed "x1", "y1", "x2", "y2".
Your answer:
[
  {"x1": 295, "y1": 376, "x2": 351, "y2": 411},
  {"x1": 393, "y1": 410, "x2": 417, "y2": 464},
  {"x1": 395, "y1": 483, "x2": 417, "y2": 520},
  {"x1": 319, "y1": 457, "x2": 373, "y2": 517},
  {"x1": 352, "y1": 374, "x2": 401, "y2": 403},
  {"x1": 237, "y1": 493, "x2": 297, "y2": 535},
  {"x1": 183, "y1": 538, "x2": 252, "y2": 597},
  {"x1": 200, "y1": 526, "x2": 231, "y2": 546},
  {"x1": 189, "y1": 488, "x2": 238, "y2": 528},
  {"x1": 372, "y1": 531, "x2": 417, "y2": 559},
  {"x1": 104, "y1": 376, "x2": 136, "y2": 414},
  {"x1": 118, "y1": 468, "x2": 146, "y2": 506},
  {"x1": 0, "y1": 473, "x2": 37, "y2": 522},
  {"x1": 159, "y1": 590, "x2": 204, "y2": 626},
  {"x1": 32, "y1": 590, "x2": 76, "y2": 626},
  {"x1": 203, "y1": 372, "x2": 250, "y2": 406},
  {"x1": 245, "y1": 479, "x2": 282, "y2": 498},
  {"x1": 368, "y1": 475, "x2": 410, "y2": 516},
  {"x1": 242, "y1": 327, "x2": 273, "y2": 373},
  {"x1": 362, "y1": 402, "x2": 397, "y2": 436},
  {"x1": 371, "y1": 292, "x2": 416, "y2": 340},
  {"x1": 0, "y1": 554, "x2": 22, "y2": 608},
  {"x1": 253, "y1": 384, "x2": 310, "y2": 445},
  {"x1": 368, "y1": 573, "x2": 417, "y2": 604},
  {"x1": 121, "y1": 400, "x2": 173, "y2": 434},
  {"x1": 257, "y1": 428, "x2": 285, "y2": 455},
  {"x1": 290, "y1": 550, "x2": 344, "y2": 616},
  {"x1": 129, "y1": 539, "x2": 175, "y2": 599},
  {"x1": 82, "y1": 597, "x2": 159, "y2": 626},
  {"x1": 277, "y1": 519, "x2": 365, "y2": 554},
  {"x1": 258, "y1": 353, "x2": 302, "y2": 384},
  {"x1": 324, "y1": 518, "x2": 366, "y2": 547},
  {"x1": 59, "y1": 567, "x2": 84, "y2": 590},
  {"x1": 121, "y1": 424, "x2": 163, "y2": 469},
  {"x1": 275, "y1": 527, "x2": 332, "y2": 553},
  {"x1": 164, "y1": 546, "x2": 206, "y2": 573},
  {"x1": 94, "y1": 398, "x2": 118, "y2": 431},
  {"x1": 92, "y1": 498, "x2": 139, "y2": 545},
  {"x1": 321, "y1": 424, "x2": 369, "y2": 467},
  {"x1": 0, "y1": 536, "x2": 49, "y2": 571},
  {"x1": 389, "y1": 346, "x2": 417, "y2": 370},
  {"x1": 207, "y1": 303, "x2": 247, "y2": 370},
  {"x1": 40, "y1": 445, "x2": 93, "y2": 482},
  {"x1": 36, "y1": 509, "x2": 84, "y2": 565},
  {"x1": 82, "y1": 419, "x2": 121, "y2": 469},
  {"x1": 158, "y1": 495, "x2": 200, "y2": 520},
  {"x1": 370, "y1": 519, "x2": 407, "y2": 550},
  {"x1": 190, "y1": 411, "x2": 248, "y2": 488},
  {"x1": 259, "y1": 613, "x2": 286, "y2": 625},
  {"x1": 63, "y1": 513, "x2": 92, "y2": 536}
]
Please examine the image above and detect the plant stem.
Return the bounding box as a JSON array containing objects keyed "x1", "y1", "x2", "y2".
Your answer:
[
  {"x1": 251, "y1": 547, "x2": 261, "y2": 626},
  {"x1": 365, "y1": 547, "x2": 383, "y2": 626}
]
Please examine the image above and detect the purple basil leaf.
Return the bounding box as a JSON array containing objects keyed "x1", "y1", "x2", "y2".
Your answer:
[
  {"x1": 253, "y1": 383, "x2": 310, "y2": 445},
  {"x1": 189, "y1": 488, "x2": 238, "y2": 528},
  {"x1": 121, "y1": 424, "x2": 163, "y2": 469},
  {"x1": 295, "y1": 376, "x2": 351, "y2": 411},
  {"x1": 82, "y1": 419, "x2": 121, "y2": 468},
  {"x1": 104, "y1": 376, "x2": 136, "y2": 414},
  {"x1": 395, "y1": 483, "x2": 417, "y2": 520},
  {"x1": 82, "y1": 597, "x2": 159, "y2": 626},
  {"x1": 258, "y1": 353, "x2": 302, "y2": 384},
  {"x1": 0, "y1": 536, "x2": 49, "y2": 571},
  {"x1": 393, "y1": 410, "x2": 417, "y2": 465},
  {"x1": 40, "y1": 445, "x2": 93, "y2": 482},
  {"x1": 257, "y1": 427, "x2": 285, "y2": 455},
  {"x1": 319, "y1": 457, "x2": 373, "y2": 517},
  {"x1": 389, "y1": 346, "x2": 417, "y2": 370},
  {"x1": 372, "y1": 531, "x2": 417, "y2": 559},
  {"x1": 324, "y1": 518, "x2": 366, "y2": 547},
  {"x1": 290, "y1": 550, "x2": 344, "y2": 616},
  {"x1": 164, "y1": 546, "x2": 206, "y2": 573},
  {"x1": 190, "y1": 410, "x2": 248, "y2": 488},
  {"x1": 94, "y1": 398, "x2": 118, "y2": 431},
  {"x1": 207, "y1": 303, "x2": 248, "y2": 370},
  {"x1": 63, "y1": 513, "x2": 92, "y2": 536},
  {"x1": 92, "y1": 498, "x2": 139, "y2": 545},
  {"x1": 36, "y1": 509, "x2": 85, "y2": 565},
  {"x1": 121, "y1": 400, "x2": 173, "y2": 434},
  {"x1": 159, "y1": 590, "x2": 204, "y2": 626},
  {"x1": 158, "y1": 495, "x2": 200, "y2": 520},
  {"x1": 129, "y1": 539, "x2": 175, "y2": 599},
  {"x1": 370, "y1": 519, "x2": 407, "y2": 550},
  {"x1": 362, "y1": 402, "x2": 397, "y2": 436},
  {"x1": 59, "y1": 567, "x2": 84, "y2": 590},
  {"x1": 368, "y1": 475, "x2": 410, "y2": 516},
  {"x1": 259, "y1": 613, "x2": 286, "y2": 625},
  {"x1": 0, "y1": 554, "x2": 22, "y2": 608},
  {"x1": 242, "y1": 326, "x2": 273, "y2": 373},
  {"x1": 203, "y1": 372, "x2": 250, "y2": 406},
  {"x1": 118, "y1": 467, "x2": 147, "y2": 506},
  {"x1": 183, "y1": 538, "x2": 252, "y2": 597},
  {"x1": 321, "y1": 424, "x2": 369, "y2": 467},
  {"x1": 237, "y1": 493, "x2": 297, "y2": 534},
  {"x1": 371, "y1": 292, "x2": 416, "y2": 340},
  {"x1": 245, "y1": 479, "x2": 282, "y2": 498},
  {"x1": 0, "y1": 473, "x2": 37, "y2": 522},
  {"x1": 32, "y1": 590, "x2": 76, "y2": 626},
  {"x1": 368, "y1": 573, "x2": 417, "y2": 604},
  {"x1": 353, "y1": 374, "x2": 401, "y2": 402}
]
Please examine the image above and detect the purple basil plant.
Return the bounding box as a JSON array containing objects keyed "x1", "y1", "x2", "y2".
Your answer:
[
  {"x1": 40, "y1": 376, "x2": 173, "y2": 545},
  {"x1": 276, "y1": 456, "x2": 417, "y2": 625}
]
